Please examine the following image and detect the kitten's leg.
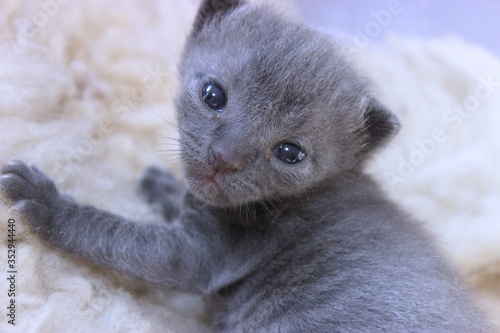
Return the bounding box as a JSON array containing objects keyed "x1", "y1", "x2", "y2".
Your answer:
[
  {"x1": 139, "y1": 166, "x2": 185, "y2": 221},
  {"x1": 0, "y1": 160, "x2": 215, "y2": 293}
]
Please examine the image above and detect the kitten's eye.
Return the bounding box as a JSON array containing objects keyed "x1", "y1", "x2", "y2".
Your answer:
[
  {"x1": 202, "y1": 81, "x2": 226, "y2": 111},
  {"x1": 273, "y1": 143, "x2": 306, "y2": 164}
]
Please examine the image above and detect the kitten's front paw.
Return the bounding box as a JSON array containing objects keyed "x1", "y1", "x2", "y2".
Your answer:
[
  {"x1": 1, "y1": 160, "x2": 66, "y2": 239},
  {"x1": 139, "y1": 166, "x2": 184, "y2": 221}
]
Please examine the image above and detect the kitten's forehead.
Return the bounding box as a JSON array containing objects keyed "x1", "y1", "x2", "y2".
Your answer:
[
  {"x1": 181, "y1": 2, "x2": 368, "y2": 140},
  {"x1": 189, "y1": 4, "x2": 354, "y2": 105}
]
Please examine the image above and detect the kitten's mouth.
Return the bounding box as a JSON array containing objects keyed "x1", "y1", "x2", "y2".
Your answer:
[
  {"x1": 184, "y1": 160, "x2": 252, "y2": 207},
  {"x1": 189, "y1": 171, "x2": 232, "y2": 206},
  {"x1": 201, "y1": 173, "x2": 222, "y2": 188}
]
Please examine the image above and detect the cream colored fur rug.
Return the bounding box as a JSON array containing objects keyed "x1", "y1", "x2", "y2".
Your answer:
[{"x1": 1, "y1": 1, "x2": 499, "y2": 332}]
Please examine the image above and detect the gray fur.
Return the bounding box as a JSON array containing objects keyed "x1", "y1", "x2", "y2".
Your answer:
[{"x1": 1, "y1": 0, "x2": 492, "y2": 331}]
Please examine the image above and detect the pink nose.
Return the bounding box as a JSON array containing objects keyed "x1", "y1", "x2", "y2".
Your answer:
[{"x1": 210, "y1": 142, "x2": 244, "y2": 175}]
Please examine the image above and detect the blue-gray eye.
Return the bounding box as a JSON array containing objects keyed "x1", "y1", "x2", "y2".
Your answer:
[
  {"x1": 202, "y1": 81, "x2": 226, "y2": 111},
  {"x1": 273, "y1": 143, "x2": 306, "y2": 164}
]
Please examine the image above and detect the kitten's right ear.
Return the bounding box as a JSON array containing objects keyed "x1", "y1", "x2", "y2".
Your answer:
[{"x1": 191, "y1": 0, "x2": 243, "y2": 37}]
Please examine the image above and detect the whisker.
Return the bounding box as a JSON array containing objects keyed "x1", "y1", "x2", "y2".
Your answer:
[
  {"x1": 245, "y1": 204, "x2": 249, "y2": 223},
  {"x1": 157, "y1": 131, "x2": 181, "y2": 139},
  {"x1": 158, "y1": 147, "x2": 181, "y2": 153},
  {"x1": 158, "y1": 144, "x2": 181, "y2": 150},
  {"x1": 252, "y1": 202, "x2": 257, "y2": 221},
  {"x1": 147, "y1": 101, "x2": 179, "y2": 125},
  {"x1": 159, "y1": 158, "x2": 183, "y2": 169},
  {"x1": 146, "y1": 103, "x2": 199, "y2": 143},
  {"x1": 159, "y1": 155, "x2": 182, "y2": 162},
  {"x1": 157, "y1": 140, "x2": 181, "y2": 145},
  {"x1": 176, "y1": 126, "x2": 197, "y2": 140},
  {"x1": 158, "y1": 153, "x2": 182, "y2": 159}
]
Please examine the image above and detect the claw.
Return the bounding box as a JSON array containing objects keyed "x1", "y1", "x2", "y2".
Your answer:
[{"x1": 2, "y1": 160, "x2": 31, "y2": 180}]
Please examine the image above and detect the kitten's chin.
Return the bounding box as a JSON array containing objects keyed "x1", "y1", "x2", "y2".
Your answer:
[{"x1": 188, "y1": 177, "x2": 237, "y2": 207}]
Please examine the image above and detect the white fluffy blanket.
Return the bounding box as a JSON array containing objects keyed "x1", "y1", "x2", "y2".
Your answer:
[{"x1": 1, "y1": 1, "x2": 499, "y2": 332}]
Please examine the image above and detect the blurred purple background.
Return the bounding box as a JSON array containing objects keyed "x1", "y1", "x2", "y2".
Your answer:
[{"x1": 292, "y1": 0, "x2": 500, "y2": 55}]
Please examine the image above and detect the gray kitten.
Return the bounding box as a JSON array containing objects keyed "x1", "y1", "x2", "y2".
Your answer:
[{"x1": 1, "y1": 0, "x2": 493, "y2": 332}]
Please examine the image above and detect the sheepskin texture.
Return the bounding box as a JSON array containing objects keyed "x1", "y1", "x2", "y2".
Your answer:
[{"x1": 1, "y1": 1, "x2": 500, "y2": 332}]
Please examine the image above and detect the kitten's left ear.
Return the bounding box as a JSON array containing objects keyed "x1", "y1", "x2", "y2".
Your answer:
[
  {"x1": 191, "y1": 0, "x2": 244, "y2": 37},
  {"x1": 359, "y1": 98, "x2": 400, "y2": 156}
]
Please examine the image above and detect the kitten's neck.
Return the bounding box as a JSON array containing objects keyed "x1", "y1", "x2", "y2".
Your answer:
[{"x1": 216, "y1": 169, "x2": 381, "y2": 227}]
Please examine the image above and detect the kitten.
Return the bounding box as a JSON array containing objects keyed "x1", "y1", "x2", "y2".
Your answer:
[{"x1": 1, "y1": 0, "x2": 492, "y2": 331}]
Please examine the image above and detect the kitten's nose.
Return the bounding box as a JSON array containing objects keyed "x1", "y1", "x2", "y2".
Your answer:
[{"x1": 210, "y1": 142, "x2": 244, "y2": 175}]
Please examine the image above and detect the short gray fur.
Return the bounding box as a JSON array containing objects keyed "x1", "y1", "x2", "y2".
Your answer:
[{"x1": 1, "y1": 0, "x2": 492, "y2": 331}]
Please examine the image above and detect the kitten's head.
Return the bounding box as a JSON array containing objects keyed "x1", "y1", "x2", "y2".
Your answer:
[{"x1": 175, "y1": 0, "x2": 399, "y2": 207}]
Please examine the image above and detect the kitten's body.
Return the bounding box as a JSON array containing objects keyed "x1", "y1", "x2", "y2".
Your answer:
[
  {"x1": 0, "y1": 0, "x2": 491, "y2": 332},
  {"x1": 204, "y1": 172, "x2": 483, "y2": 331}
]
